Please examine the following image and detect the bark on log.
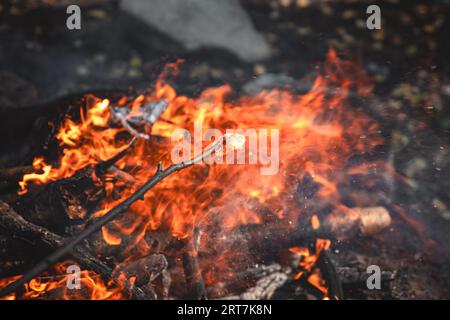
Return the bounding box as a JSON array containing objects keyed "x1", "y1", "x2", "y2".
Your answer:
[
  {"x1": 298, "y1": 207, "x2": 392, "y2": 241},
  {"x1": 14, "y1": 138, "x2": 136, "y2": 233},
  {"x1": 181, "y1": 236, "x2": 207, "y2": 300},
  {"x1": 14, "y1": 165, "x2": 103, "y2": 234}
]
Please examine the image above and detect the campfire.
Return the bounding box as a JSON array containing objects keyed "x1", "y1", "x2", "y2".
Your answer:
[{"x1": 0, "y1": 49, "x2": 440, "y2": 300}]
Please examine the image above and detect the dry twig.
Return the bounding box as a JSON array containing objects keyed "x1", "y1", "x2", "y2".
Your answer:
[{"x1": 0, "y1": 133, "x2": 242, "y2": 298}]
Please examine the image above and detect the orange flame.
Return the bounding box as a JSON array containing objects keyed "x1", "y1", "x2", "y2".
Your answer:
[
  {"x1": 0, "y1": 262, "x2": 125, "y2": 300},
  {"x1": 290, "y1": 238, "x2": 331, "y2": 299},
  {"x1": 13, "y1": 50, "x2": 383, "y2": 298}
]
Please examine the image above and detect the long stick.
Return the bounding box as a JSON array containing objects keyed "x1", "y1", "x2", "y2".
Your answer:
[
  {"x1": 0, "y1": 201, "x2": 149, "y2": 300},
  {"x1": 0, "y1": 134, "x2": 238, "y2": 298}
]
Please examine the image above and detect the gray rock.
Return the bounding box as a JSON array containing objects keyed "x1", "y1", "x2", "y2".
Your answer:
[
  {"x1": 120, "y1": 0, "x2": 271, "y2": 62},
  {"x1": 243, "y1": 73, "x2": 298, "y2": 95}
]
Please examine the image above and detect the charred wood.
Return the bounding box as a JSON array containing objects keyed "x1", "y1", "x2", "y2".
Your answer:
[
  {"x1": 0, "y1": 200, "x2": 149, "y2": 300},
  {"x1": 181, "y1": 235, "x2": 207, "y2": 300},
  {"x1": 314, "y1": 207, "x2": 392, "y2": 240},
  {"x1": 115, "y1": 254, "x2": 170, "y2": 299},
  {"x1": 14, "y1": 138, "x2": 137, "y2": 234},
  {"x1": 14, "y1": 165, "x2": 104, "y2": 234},
  {"x1": 0, "y1": 135, "x2": 230, "y2": 299}
]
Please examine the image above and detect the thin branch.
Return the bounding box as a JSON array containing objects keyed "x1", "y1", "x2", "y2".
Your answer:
[
  {"x1": 0, "y1": 134, "x2": 241, "y2": 298},
  {"x1": 0, "y1": 201, "x2": 149, "y2": 300},
  {"x1": 95, "y1": 137, "x2": 137, "y2": 175}
]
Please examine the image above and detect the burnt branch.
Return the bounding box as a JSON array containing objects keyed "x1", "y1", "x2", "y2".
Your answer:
[
  {"x1": 0, "y1": 134, "x2": 240, "y2": 299},
  {"x1": 181, "y1": 235, "x2": 207, "y2": 299},
  {"x1": 0, "y1": 201, "x2": 149, "y2": 300},
  {"x1": 94, "y1": 137, "x2": 137, "y2": 176}
]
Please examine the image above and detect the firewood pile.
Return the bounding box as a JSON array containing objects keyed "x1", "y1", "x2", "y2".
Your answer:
[{"x1": 0, "y1": 55, "x2": 411, "y2": 300}]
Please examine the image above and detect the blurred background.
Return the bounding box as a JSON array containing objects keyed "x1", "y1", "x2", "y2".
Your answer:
[
  {"x1": 0, "y1": 0, "x2": 449, "y2": 133},
  {"x1": 0, "y1": 0, "x2": 450, "y2": 299}
]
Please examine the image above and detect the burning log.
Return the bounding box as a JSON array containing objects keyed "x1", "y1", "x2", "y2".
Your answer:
[
  {"x1": 311, "y1": 207, "x2": 392, "y2": 240},
  {"x1": 15, "y1": 138, "x2": 137, "y2": 233},
  {"x1": 315, "y1": 250, "x2": 343, "y2": 299},
  {"x1": 116, "y1": 254, "x2": 170, "y2": 299},
  {"x1": 0, "y1": 200, "x2": 149, "y2": 300},
  {"x1": 15, "y1": 166, "x2": 103, "y2": 234},
  {"x1": 0, "y1": 133, "x2": 242, "y2": 299},
  {"x1": 181, "y1": 236, "x2": 207, "y2": 300}
]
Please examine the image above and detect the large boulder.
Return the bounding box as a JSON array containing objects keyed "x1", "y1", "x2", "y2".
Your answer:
[{"x1": 120, "y1": 0, "x2": 271, "y2": 62}]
